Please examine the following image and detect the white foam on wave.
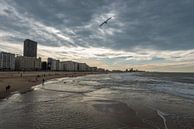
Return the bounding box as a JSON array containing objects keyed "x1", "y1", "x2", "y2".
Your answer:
[
  {"x1": 157, "y1": 110, "x2": 168, "y2": 129},
  {"x1": 146, "y1": 106, "x2": 169, "y2": 129},
  {"x1": 43, "y1": 79, "x2": 96, "y2": 93},
  {"x1": 0, "y1": 92, "x2": 22, "y2": 110}
]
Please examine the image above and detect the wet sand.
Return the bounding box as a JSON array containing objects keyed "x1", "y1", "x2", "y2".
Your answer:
[
  {"x1": 0, "y1": 71, "x2": 99, "y2": 99},
  {"x1": 0, "y1": 73, "x2": 194, "y2": 129}
]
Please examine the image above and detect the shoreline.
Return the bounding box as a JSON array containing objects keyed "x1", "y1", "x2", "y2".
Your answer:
[
  {"x1": 1, "y1": 72, "x2": 194, "y2": 128},
  {"x1": 0, "y1": 71, "x2": 104, "y2": 99}
]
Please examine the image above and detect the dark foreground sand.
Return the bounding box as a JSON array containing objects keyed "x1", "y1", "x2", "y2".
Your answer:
[{"x1": 0, "y1": 71, "x2": 99, "y2": 99}]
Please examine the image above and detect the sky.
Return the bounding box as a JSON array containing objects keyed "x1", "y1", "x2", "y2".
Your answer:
[{"x1": 0, "y1": 0, "x2": 194, "y2": 72}]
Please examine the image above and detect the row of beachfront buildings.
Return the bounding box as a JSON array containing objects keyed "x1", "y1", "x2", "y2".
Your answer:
[{"x1": 0, "y1": 39, "x2": 106, "y2": 72}]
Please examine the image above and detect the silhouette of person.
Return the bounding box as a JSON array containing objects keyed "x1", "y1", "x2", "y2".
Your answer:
[
  {"x1": 42, "y1": 78, "x2": 45, "y2": 85},
  {"x1": 6, "y1": 85, "x2": 11, "y2": 92}
]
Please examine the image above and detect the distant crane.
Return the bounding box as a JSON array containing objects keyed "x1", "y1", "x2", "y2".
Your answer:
[{"x1": 99, "y1": 17, "x2": 112, "y2": 27}]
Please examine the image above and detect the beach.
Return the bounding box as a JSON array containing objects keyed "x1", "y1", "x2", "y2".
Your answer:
[
  {"x1": 0, "y1": 71, "x2": 99, "y2": 99},
  {"x1": 0, "y1": 72, "x2": 194, "y2": 129}
]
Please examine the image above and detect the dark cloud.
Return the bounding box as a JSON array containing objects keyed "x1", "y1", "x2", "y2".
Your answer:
[{"x1": 1, "y1": 0, "x2": 194, "y2": 51}]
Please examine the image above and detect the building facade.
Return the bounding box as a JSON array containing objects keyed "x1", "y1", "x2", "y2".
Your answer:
[
  {"x1": 23, "y1": 39, "x2": 37, "y2": 58},
  {"x1": 78, "y1": 63, "x2": 89, "y2": 72},
  {"x1": 64, "y1": 61, "x2": 77, "y2": 71},
  {"x1": 58, "y1": 61, "x2": 79, "y2": 71},
  {"x1": 41, "y1": 61, "x2": 48, "y2": 71},
  {"x1": 47, "y1": 58, "x2": 59, "y2": 71},
  {"x1": 58, "y1": 62, "x2": 64, "y2": 71},
  {"x1": 90, "y1": 67, "x2": 97, "y2": 72},
  {"x1": 15, "y1": 56, "x2": 41, "y2": 71},
  {"x1": 0, "y1": 52, "x2": 15, "y2": 70}
]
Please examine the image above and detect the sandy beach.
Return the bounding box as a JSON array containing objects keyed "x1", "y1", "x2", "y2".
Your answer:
[{"x1": 0, "y1": 71, "x2": 99, "y2": 99}]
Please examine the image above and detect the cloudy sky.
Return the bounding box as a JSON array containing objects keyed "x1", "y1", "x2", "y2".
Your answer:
[{"x1": 0, "y1": 0, "x2": 194, "y2": 72}]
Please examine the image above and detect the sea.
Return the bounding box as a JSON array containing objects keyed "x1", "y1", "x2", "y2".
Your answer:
[{"x1": 0, "y1": 72, "x2": 194, "y2": 129}]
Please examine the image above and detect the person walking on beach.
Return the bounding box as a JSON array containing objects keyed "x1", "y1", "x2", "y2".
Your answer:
[
  {"x1": 5, "y1": 85, "x2": 11, "y2": 92},
  {"x1": 42, "y1": 78, "x2": 45, "y2": 85}
]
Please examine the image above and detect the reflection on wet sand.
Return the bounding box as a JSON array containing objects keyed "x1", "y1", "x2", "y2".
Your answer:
[{"x1": 92, "y1": 100, "x2": 156, "y2": 129}]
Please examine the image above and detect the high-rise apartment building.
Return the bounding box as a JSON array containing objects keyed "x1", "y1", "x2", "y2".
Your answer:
[
  {"x1": 0, "y1": 52, "x2": 15, "y2": 70},
  {"x1": 23, "y1": 39, "x2": 37, "y2": 57}
]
